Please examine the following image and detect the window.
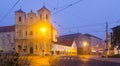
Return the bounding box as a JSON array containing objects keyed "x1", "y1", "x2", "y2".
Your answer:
[
  {"x1": 18, "y1": 45, "x2": 22, "y2": 50},
  {"x1": 7, "y1": 34, "x2": 11, "y2": 44},
  {"x1": 30, "y1": 31, "x2": 33, "y2": 35},
  {"x1": 30, "y1": 17, "x2": 32, "y2": 19},
  {"x1": 24, "y1": 46, "x2": 27, "y2": 52},
  {"x1": 46, "y1": 14, "x2": 48, "y2": 19},
  {"x1": 36, "y1": 44, "x2": 37, "y2": 50},
  {"x1": 25, "y1": 31, "x2": 27, "y2": 36},
  {"x1": 18, "y1": 30, "x2": 22, "y2": 37},
  {"x1": 19, "y1": 17, "x2": 21, "y2": 22},
  {"x1": 40, "y1": 14, "x2": 42, "y2": 20},
  {"x1": 55, "y1": 35, "x2": 57, "y2": 40},
  {"x1": 7, "y1": 34, "x2": 10, "y2": 38}
]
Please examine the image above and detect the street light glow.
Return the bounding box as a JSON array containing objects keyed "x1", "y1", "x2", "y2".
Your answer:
[
  {"x1": 83, "y1": 41, "x2": 88, "y2": 47},
  {"x1": 40, "y1": 27, "x2": 46, "y2": 32}
]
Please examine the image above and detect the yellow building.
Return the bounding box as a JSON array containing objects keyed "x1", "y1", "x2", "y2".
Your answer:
[{"x1": 15, "y1": 6, "x2": 58, "y2": 56}]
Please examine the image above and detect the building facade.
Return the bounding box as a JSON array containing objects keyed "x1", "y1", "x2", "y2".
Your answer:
[
  {"x1": 84, "y1": 34, "x2": 105, "y2": 54},
  {"x1": 0, "y1": 26, "x2": 15, "y2": 55},
  {"x1": 15, "y1": 6, "x2": 58, "y2": 55},
  {"x1": 112, "y1": 26, "x2": 120, "y2": 54},
  {"x1": 51, "y1": 39, "x2": 77, "y2": 55},
  {"x1": 58, "y1": 33, "x2": 91, "y2": 55},
  {"x1": 58, "y1": 33, "x2": 104, "y2": 55}
]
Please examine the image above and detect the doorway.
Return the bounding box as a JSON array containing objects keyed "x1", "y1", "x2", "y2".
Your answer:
[{"x1": 30, "y1": 47, "x2": 33, "y2": 54}]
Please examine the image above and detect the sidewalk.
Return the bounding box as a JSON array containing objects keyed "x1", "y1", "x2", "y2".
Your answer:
[
  {"x1": 27, "y1": 55, "x2": 59, "y2": 66},
  {"x1": 91, "y1": 56, "x2": 120, "y2": 63}
]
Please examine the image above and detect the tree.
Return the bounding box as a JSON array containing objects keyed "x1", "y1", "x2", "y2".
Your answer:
[{"x1": 112, "y1": 26, "x2": 120, "y2": 54}]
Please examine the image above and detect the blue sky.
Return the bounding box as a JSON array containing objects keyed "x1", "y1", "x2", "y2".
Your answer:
[{"x1": 0, "y1": 0, "x2": 120, "y2": 40}]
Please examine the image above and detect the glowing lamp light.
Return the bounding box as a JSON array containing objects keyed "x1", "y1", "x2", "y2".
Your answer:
[
  {"x1": 40, "y1": 27, "x2": 46, "y2": 32},
  {"x1": 83, "y1": 41, "x2": 88, "y2": 47}
]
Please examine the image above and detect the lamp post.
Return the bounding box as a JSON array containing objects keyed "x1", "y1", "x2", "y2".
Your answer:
[
  {"x1": 40, "y1": 27, "x2": 46, "y2": 56},
  {"x1": 83, "y1": 41, "x2": 88, "y2": 54},
  {"x1": 83, "y1": 41, "x2": 88, "y2": 47}
]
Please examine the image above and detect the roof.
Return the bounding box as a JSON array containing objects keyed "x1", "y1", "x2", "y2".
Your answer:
[
  {"x1": 0, "y1": 25, "x2": 15, "y2": 32},
  {"x1": 84, "y1": 34, "x2": 102, "y2": 40},
  {"x1": 28, "y1": 10, "x2": 36, "y2": 15},
  {"x1": 38, "y1": 6, "x2": 50, "y2": 12},
  {"x1": 15, "y1": 9, "x2": 25, "y2": 13},
  {"x1": 112, "y1": 25, "x2": 120, "y2": 30},
  {"x1": 59, "y1": 33, "x2": 82, "y2": 40},
  {"x1": 55, "y1": 33, "x2": 82, "y2": 46},
  {"x1": 56, "y1": 39, "x2": 74, "y2": 46}
]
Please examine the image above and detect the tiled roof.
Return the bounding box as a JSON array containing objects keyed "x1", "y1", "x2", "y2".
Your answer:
[{"x1": 0, "y1": 25, "x2": 15, "y2": 32}]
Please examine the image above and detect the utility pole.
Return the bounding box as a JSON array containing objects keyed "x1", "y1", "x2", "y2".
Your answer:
[{"x1": 106, "y1": 21, "x2": 109, "y2": 55}]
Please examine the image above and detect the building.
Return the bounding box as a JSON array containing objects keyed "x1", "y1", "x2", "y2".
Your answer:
[
  {"x1": 58, "y1": 33, "x2": 91, "y2": 55},
  {"x1": 57, "y1": 33, "x2": 105, "y2": 55},
  {"x1": 112, "y1": 25, "x2": 120, "y2": 54},
  {"x1": 0, "y1": 6, "x2": 58, "y2": 56},
  {"x1": 15, "y1": 6, "x2": 58, "y2": 55},
  {"x1": 0, "y1": 26, "x2": 15, "y2": 55},
  {"x1": 51, "y1": 39, "x2": 77, "y2": 55},
  {"x1": 84, "y1": 34, "x2": 105, "y2": 54}
]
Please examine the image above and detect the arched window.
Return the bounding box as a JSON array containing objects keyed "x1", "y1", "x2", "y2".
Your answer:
[
  {"x1": 36, "y1": 44, "x2": 37, "y2": 50},
  {"x1": 30, "y1": 17, "x2": 32, "y2": 19},
  {"x1": 46, "y1": 14, "x2": 48, "y2": 20},
  {"x1": 30, "y1": 31, "x2": 33, "y2": 35},
  {"x1": 19, "y1": 17, "x2": 21, "y2": 22},
  {"x1": 18, "y1": 30, "x2": 22, "y2": 37},
  {"x1": 25, "y1": 31, "x2": 27, "y2": 36},
  {"x1": 40, "y1": 14, "x2": 42, "y2": 20}
]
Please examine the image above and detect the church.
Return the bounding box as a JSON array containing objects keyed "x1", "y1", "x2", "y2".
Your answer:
[
  {"x1": 0, "y1": 6, "x2": 77, "y2": 56},
  {"x1": 15, "y1": 6, "x2": 58, "y2": 55}
]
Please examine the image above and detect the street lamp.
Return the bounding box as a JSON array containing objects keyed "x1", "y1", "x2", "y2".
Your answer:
[
  {"x1": 40, "y1": 27, "x2": 46, "y2": 56},
  {"x1": 83, "y1": 41, "x2": 88, "y2": 54},
  {"x1": 40, "y1": 27, "x2": 46, "y2": 33},
  {"x1": 83, "y1": 41, "x2": 88, "y2": 47}
]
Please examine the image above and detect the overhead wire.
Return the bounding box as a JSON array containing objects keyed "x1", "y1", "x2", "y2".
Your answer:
[
  {"x1": 48, "y1": 0, "x2": 106, "y2": 34},
  {"x1": 48, "y1": 0, "x2": 120, "y2": 34},
  {"x1": 52, "y1": 0, "x2": 83, "y2": 15},
  {"x1": 0, "y1": 0, "x2": 21, "y2": 23}
]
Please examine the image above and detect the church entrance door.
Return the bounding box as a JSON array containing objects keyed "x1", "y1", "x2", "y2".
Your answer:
[{"x1": 30, "y1": 47, "x2": 33, "y2": 54}]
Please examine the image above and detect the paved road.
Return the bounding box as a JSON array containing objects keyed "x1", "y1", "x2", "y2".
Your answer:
[
  {"x1": 50, "y1": 56, "x2": 120, "y2": 66},
  {"x1": 1, "y1": 55, "x2": 120, "y2": 66}
]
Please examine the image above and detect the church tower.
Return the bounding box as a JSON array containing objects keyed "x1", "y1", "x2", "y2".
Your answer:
[
  {"x1": 15, "y1": 9, "x2": 26, "y2": 24},
  {"x1": 38, "y1": 6, "x2": 50, "y2": 22},
  {"x1": 15, "y1": 9, "x2": 26, "y2": 54}
]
